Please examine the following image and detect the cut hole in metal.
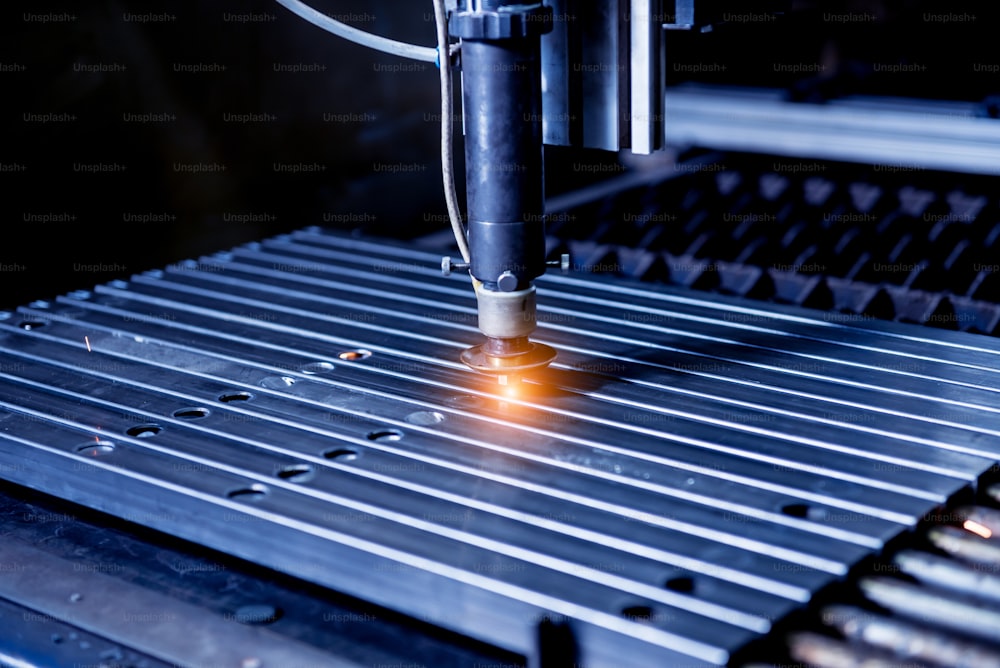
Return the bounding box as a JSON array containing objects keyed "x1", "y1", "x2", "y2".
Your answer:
[
  {"x1": 621, "y1": 605, "x2": 656, "y2": 623},
  {"x1": 276, "y1": 464, "x2": 314, "y2": 483},
  {"x1": 367, "y1": 429, "x2": 403, "y2": 443},
  {"x1": 323, "y1": 448, "x2": 359, "y2": 462},
  {"x1": 75, "y1": 440, "x2": 116, "y2": 457},
  {"x1": 782, "y1": 503, "x2": 809, "y2": 517},
  {"x1": 126, "y1": 424, "x2": 162, "y2": 438},
  {"x1": 260, "y1": 376, "x2": 296, "y2": 389},
  {"x1": 232, "y1": 603, "x2": 281, "y2": 625},
  {"x1": 227, "y1": 484, "x2": 269, "y2": 502},
  {"x1": 173, "y1": 407, "x2": 211, "y2": 419},
  {"x1": 405, "y1": 411, "x2": 446, "y2": 426},
  {"x1": 300, "y1": 361, "x2": 335, "y2": 374},
  {"x1": 781, "y1": 503, "x2": 828, "y2": 521},
  {"x1": 219, "y1": 391, "x2": 253, "y2": 403},
  {"x1": 664, "y1": 576, "x2": 695, "y2": 594},
  {"x1": 338, "y1": 350, "x2": 371, "y2": 361},
  {"x1": 17, "y1": 320, "x2": 47, "y2": 331}
]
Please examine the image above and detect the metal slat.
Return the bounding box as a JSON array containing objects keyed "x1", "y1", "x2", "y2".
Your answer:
[
  {"x1": 7, "y1": 300, "x2": 959, "y2": 526},
  {"x1": 1, "y1": 228, "x2": 998, "y2": 667},
  {"x1": 0, "y1": 320, "x2": 870, "y2": 579}
]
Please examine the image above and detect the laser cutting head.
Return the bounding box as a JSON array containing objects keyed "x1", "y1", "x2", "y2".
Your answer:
[{"x1": 447, "y1": 1, "x2": 556, "y2": 379}]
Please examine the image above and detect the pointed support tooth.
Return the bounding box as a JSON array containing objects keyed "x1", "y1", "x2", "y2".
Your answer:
[
  {"x1": 928, "y1": 526, "x2": 1000, "y2": 565},
  {"x1": 860, "y1": 577, "x2": 1000, "y2": 644},
  {"x1": 789, "y1": 631, "x2": 920, "y2": 668},
  {"x1": 822, "y1": 605, "x2": 1000, "y2": 668},
  {"x1": 893, "y1": 550, "x2": 1000, "y2": 603}
]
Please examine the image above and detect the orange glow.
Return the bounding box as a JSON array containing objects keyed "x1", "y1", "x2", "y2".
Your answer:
[
  {"x1": 84, "y1": 336, "x2": 91, "y2": 352},
  {"x1": 497, "y1": 374, "x2": 522, "y2": 398},
  {"x1": 964, "y1": 519, "x2": 993, "y2": 539}
]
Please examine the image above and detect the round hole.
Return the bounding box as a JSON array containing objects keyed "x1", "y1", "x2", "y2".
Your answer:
[
  {"x1": 323, "y1": 448, "x2": 358, "y2": 462},
  {"x1": 51, "y1": 633, "x2": 63, "y2": 644},
  {"x1": 621, "y1": 605, "x2": 656, "y2": 623},
  {"x1": 781, "y1": 503, "x2": 809, "y2": 518},
  {"x1": 300, "y1": 361, "x2": 335, "y2": 375},
  {"x1": 446, "y1": 395, "x2": 484, "y2": 409},
  {"x1": 338, "y1": 350, "x2": 371, "y2": 361},
  {"x1": 782, "y1": 503, "x2": 827, "y2": 521},
  {"x1": 232, "y1": 603, "x2": 281, "y2": 625},
  {"x1": 126, "y1": 424, "x2": 162, "y2": 438},
  {"x1": 75, "y1": 440, "x2": 116, "y2": 457},
  {"x1": 276, "y1": 464, "x2": 314, "y2": 483},
  {"x1": 17, "y1": 320, "x2": 47, "y2": 331},
  {"x1": 367, "y1": 429, "x2": 403, "y2": 443},
  {"x1": 227, "y1": 484, "x2": 269, "y2": 502},
  {"x1": 260, "y1": 376, "x2": 296, "y2": 389},
  {"x1": 219, "y1": 391, "x2": 253, "y2": 403},
  {"x1": 405, "y1": 411, "x2": 446, "y2": 426},
  {"x1": 173, "y1": 407, "x2": 211, "y2": 419},
  {"x1": 664, "y1": 576, "x2": 695, "y2": 594}
]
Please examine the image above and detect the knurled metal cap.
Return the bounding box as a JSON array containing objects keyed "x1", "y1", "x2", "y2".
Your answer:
[{"x1": 449, "y1": 3, "x2": 553, "y2": 40}]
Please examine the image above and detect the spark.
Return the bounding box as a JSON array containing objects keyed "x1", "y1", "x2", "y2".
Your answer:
[
  {"x1": 963, "y1": 519, "x2": 993, "y2": 539},
  {"x1": 84, "y1": 336, "x2": 91, "y2": 352}
]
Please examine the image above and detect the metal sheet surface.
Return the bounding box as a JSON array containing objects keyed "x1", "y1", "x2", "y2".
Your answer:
[{"x1": 0, "y1": 228, "x2": 998, "y2": 667}]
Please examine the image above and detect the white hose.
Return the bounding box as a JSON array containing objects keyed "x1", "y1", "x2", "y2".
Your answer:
[
  {"x1": 273, "y1": 0, "x2": 440, "y2": 62},
  {"x1": 275, "y1": 0, "x2": 470, "y2": 261},
  {"x1": 432, "y1": 0, "x2": 471, "y2": 262}
]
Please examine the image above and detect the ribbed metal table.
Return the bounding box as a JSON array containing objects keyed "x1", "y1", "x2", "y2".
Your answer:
[{"x1": 1, "y1": 228, "x2": 998, "y2": 667}]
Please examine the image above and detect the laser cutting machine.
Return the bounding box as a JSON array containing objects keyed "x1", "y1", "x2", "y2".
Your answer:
[{"x1": 2, "y1": 1, "x2": 1000, "y2": 667}]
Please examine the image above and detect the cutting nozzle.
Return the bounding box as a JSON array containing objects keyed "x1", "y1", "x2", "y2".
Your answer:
[{"x1": 460, "y1": 336, "x2": 557, "y2": 376}]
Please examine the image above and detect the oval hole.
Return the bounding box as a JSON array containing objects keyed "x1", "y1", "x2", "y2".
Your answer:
[
  {"x1": 782, "y1": 503, "x2": 827, "y2": 521},
  {"x1": 219, "y1": 391, "x2": 253, "y2": 403},
  {"x1": 75, "y1": 440, "x2": 116, "y2": 457},
  {"x1": 367, "y1": 429, "x2": 403, "y2": 443},
  {"x1": 338, "y1": 350, "x2": 372, "y2": 361},
  {"x1": 664, "y1": 576, "x2": 695, "y2": 594},
  {"x1": 227, "y1": 484, "x2": 268, "y2": 502},
  {"x1": 173, "y1": 407, "x2": 210, "y2": 419},
  {"x1": 621, "y1": 605, "x2": 655, "y2": 623},
  {"x1": 300, "y1": 362, "x2": 335, "y2": 375},
  {"x1": 323, "y1": 448, "x2": 359, "y2": 462},
  {"x1": 405, "y1": 411, "x2": 446, "y2": 426},
  {"x1": 260, "y1": 376, "x2": 296, "y2": 389},
  {"x1": 126, "y1": 424, "x2": 162, "y2": 438},
  {"x1": 276, "y1": 464, "x2": 314, "y2": 483}
]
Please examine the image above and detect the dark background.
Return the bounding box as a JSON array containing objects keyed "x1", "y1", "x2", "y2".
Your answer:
[{"x1": 1, "y1": 0, "x2": 997, "y2": 310}]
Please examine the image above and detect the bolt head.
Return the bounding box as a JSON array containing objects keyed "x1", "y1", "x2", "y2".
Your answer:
[{"x1": 497, "y1": 271, "x2": 518, "y2": 291}]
